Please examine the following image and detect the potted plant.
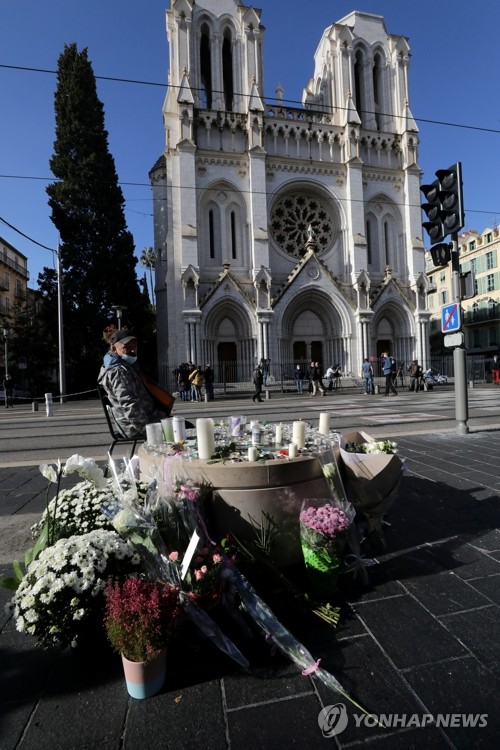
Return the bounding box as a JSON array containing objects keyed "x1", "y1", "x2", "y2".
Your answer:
[{"x1": 104, "y1": 576, "x2": 182, "y2": 699}]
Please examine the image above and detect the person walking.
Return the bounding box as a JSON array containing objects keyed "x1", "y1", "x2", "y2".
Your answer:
[
  {"x1": 294, "y1": 365, "x2": 304, "y2": 394},
  {"x1": 3, "y1": 373, "x2": 14, "y2": 408},
  {"x1": 361, "y1": 358, "x2": 374, "y2": 395},
  {"x1": 310, "y1": 362, "x2": 326, "y2": 397},
  {"x1": 252, "y1": 365, "x2": 264, "y2": 402},
  {"x1": 382, "y1": 353, "x2": 398, "y2": 396}
]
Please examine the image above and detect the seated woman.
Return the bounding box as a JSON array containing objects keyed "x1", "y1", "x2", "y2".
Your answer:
[{"x1": 98, "y1": 330, "x2": 173, "y2": 438}]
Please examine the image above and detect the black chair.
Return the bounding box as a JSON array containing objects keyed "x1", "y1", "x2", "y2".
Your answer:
[{"x1": 97, "y1": 384, "x2": 145, "y2": 473}]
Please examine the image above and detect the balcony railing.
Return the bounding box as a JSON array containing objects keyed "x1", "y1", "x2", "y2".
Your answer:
[
  {"x1": 463, "y1": 307, "x2": 500, "y2": 325},
  {"x1": 0, "y1": 251, "x2": 30, "y2": 280}
]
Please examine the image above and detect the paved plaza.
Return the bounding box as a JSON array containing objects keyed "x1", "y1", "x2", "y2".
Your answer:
[{"x1": 1, "y1": 392, "x2": 499, "y2": 748}]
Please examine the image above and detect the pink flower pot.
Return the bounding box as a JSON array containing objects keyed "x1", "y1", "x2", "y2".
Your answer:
[{"x1": 121, "y1": 649, "x2": 166, "y2": 699}]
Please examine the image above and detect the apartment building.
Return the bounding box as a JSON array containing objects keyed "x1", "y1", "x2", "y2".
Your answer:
[
  {"x1": 426, "y1": 227, "x2": 500, "y2": 356},
  {"x1": 0, "y1": 235, "x2": 29, "y2": 323}
]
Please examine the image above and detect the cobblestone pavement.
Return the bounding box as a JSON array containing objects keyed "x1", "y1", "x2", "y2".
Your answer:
[{"x1": 1, "y1": 429, "x2": 499, "y2": 749}]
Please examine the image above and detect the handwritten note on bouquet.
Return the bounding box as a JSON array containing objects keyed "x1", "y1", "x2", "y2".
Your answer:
[{"x1": 181, "y1": 530, "x2": 201, "y2": 580}]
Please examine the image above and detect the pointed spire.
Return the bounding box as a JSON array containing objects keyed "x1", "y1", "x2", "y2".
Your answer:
[
  {"x1": 343, "y1": 91, "x2": 361, "y2": 126},
  {"x1": 177, "y1": 68, "x2": 194, "y2": 104},
  {"x1": 401, "y1": 98, "x2": 418, "y2": 133},
  {"x1": 248, "y1": 76, "x2": 264, "y2": 112}
]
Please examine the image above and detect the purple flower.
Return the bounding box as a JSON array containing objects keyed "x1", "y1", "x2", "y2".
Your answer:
[{"x1": 300, "y1": 504, "x2": 350, "y2": 539}]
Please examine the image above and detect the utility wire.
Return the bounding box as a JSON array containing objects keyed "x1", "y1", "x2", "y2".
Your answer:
[{"x1": 2, "y1": 62, "x2": 500, "y2": 136}]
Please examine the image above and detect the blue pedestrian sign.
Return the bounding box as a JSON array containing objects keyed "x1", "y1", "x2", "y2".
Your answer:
[{"x1": 441, "y1": 303, "x2": 461, "y2": 333}]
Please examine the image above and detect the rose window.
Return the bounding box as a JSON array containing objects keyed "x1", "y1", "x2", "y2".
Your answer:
[{"x1": 270, "y1": 194, "x2": 334, "y2": 258}]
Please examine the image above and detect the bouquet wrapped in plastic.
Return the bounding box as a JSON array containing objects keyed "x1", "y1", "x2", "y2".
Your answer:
[{"x1": 300, "y1": 500, "x2": 351, "y2": 599}]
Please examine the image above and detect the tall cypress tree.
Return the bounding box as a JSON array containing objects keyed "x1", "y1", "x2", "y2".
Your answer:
[{"x1": 43, "y1": 43, "x2": 151, "y2": 393}]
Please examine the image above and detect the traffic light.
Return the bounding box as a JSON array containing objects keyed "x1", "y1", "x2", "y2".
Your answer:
[
  {"x1": 436, "y1": 162, "x2": 464, "y2": 236},
  {"x1": 430, "y1": 242, "x2": 452, "y2": 267},
  {"x1": 421, "y1": 162, "x2": 464, "y2": 245},
  {"x1": 421, "y1": 178, "x2": 445, "y2": 243}
]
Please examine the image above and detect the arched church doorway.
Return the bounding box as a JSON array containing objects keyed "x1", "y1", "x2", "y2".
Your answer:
[
  {"x1": 217, "y1": 341, "x2": 237, "y2": 382},
  {"x1": 293, "y1": 341, "x2": 307, "y2": 360}
]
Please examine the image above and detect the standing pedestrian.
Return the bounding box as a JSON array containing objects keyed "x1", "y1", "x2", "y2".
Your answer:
[
  {"x1": 294, "y1": 364, "x2": 304, "y2": 393},
  {"x1": 491, "y1": 354, "x2": 500, "y2": 385},
  {"x1": 382, "y1": 353, "x2": 398, "y2": 396},
  {"x1": 361, "y1": 358, "x2": 374, "y2": 395},
  {"x1": 3, "y1": 373, "x2": 14, "y2": 408},
  {"x1": 204, "y1": 364, "x2": 214, "y2": 400},
  {"x1": 408, "y1": 360, "x2": 423, "y2": 392},
  {"x1": 325, "y1": 365, "x2": 335, "y2": 391},
  {"x1": 252, "y1": 365, "x2": 263, "y2": 402}
]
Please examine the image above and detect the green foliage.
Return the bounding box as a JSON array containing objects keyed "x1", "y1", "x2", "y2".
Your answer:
[{"x1": 41, "y1": 43, "x2": 153, "y2": 392}]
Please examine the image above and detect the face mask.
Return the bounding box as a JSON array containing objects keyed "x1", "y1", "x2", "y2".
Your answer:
[{"x1": 121, "y1": 354, "x2": 137, "y2": 365}]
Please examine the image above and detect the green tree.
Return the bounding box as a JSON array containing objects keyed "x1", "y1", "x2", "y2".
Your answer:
[
  {"x1": 139, "y1": 247, "x2": 157, "y2": 307},
  {"x1": 42, "y1": 43, "x2": 151, "y2": 394}
]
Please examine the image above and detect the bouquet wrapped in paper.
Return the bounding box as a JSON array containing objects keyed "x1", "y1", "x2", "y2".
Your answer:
[{"x1": 337, "y1": 431, "x2": 404, "y2": 547}]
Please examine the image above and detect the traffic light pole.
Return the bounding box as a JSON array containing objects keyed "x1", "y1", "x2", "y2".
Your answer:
[{"x1": 450, "y1": 232, "x2": 469, "y2": 435}]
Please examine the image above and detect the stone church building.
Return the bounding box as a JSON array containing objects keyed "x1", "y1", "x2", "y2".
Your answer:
[{"x1": 151, "y1": 0, "x2": 430, "y2": 384}]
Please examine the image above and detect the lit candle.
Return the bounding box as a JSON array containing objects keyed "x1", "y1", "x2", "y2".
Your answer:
[
  {"x1": 318, "y1": 412, "x2": 331, "y2": 436},
  {"x1": 161, "y1": 417, "x2": 175, "y2": 443},
  {"x1": 275, "y1": 423, "x2": 283, "y2": 446},
  {"x1": 196, "y1": 418, "x2": 215, "y2": 460},
  {"x1": 248, "y1": 446, "x2": 258, "y2": 462},
  {"x1": 292, "y1": 420, "x2": 305, "y2": 449},
  {"x1": 288, "y1": 442, "x2": 298, "y2": 458}
]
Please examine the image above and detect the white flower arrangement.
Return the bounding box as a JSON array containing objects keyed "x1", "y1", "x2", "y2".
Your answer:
[
  {"x1": 6, "y1": 529, "x2": 142, "y2": 649},
  {"x1": 31, "y1": 479, "x2": 151, "y2": 543}
]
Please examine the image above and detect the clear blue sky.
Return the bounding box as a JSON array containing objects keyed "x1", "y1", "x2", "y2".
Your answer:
[{"x1": 2, "y1": 0, "x2": 500, "y2": 287}]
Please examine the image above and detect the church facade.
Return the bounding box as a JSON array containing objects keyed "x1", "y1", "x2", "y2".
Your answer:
[{"x1": 151, "y1": 0, "x2": 430, "y2": 385}]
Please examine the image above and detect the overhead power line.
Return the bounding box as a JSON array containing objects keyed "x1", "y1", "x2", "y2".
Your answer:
[{"x1": 2, "y1": 62, "x2": 500, "y2": 136}]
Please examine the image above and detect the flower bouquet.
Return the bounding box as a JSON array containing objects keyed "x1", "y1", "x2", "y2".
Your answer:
[
  {"x1": 299, "y1": 500, "x2": 351, "y2": 600},
  {"x1": 338, "y1": 431, "x2": 404, "y2": 549}
]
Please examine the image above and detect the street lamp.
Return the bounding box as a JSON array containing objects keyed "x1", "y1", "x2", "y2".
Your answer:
[
  {"x1": 2, "y1": 327, "x2": 9, "y2": 376},
  {"x1": 111, "y1": 305, "x2": 127, "y2": 330}
]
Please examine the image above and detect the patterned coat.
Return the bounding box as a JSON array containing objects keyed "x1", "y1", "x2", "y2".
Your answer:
[{"x1": 98, "y1": 360, "x2": 165, "y2": 438}]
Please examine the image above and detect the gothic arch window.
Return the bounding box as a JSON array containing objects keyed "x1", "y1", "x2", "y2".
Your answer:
[
  {"x1": 366, "y1": 214, "x2": 380, "y2": 272},
  {"x1": 365, "y1": 199, "x2": 401, "y2": 275},
  {"x1": 366, "y1": 220, "x2": 373, "y2": 266},
  {"x1": 354, "y1": 49, "x2": 365, "y2": 124},
  {"x1": 230, "y1": 210, "x2": 237, "y2": 259},
  {"x1": 209, "y1": 209, "x2": 215, "y2": 259},
  {"x1": 383, "y1": 220, "x2": 392, "y2": 266},
  {"x1": 199, "y1": 186, "x2": 247, "y2": 269},
  {"x1": 222, "y1": 28, "x2": 234, "y2": 112},
  {"x1": 373, "y1": 52, "x2": 383, "y2": 130},
  {"x1": 200, "y1": 24, "x2": 212, "y2": 109}
]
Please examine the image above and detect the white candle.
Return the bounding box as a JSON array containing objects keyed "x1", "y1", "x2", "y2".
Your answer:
[
  {"x1": 146, "y1": 422, "x2": 163, "y2": 447},
  {"x1": 292, "y1": 420, "x2": 305, "y2": 449},
  {"x1": 288, "y1": 442, "x2": 298, "y2": 458},
  {"x1": 161, "y1": 417, "x2": 175, "y2": 442},
  {"x1": 172, "y1": 416, "x2": 186, "y2": 442},
  {"x1": 275, "y1": 423, "x2": 283, "y2": 446},
  {"x1": 248, "y1": 446, "x2": 258, "y2": 462},
  {"x1": 318, "y1": 412, "x2": 331, "y2": 436},
  {"x1": 196, "y1": 418, "x2": 215, "y2": 460}
]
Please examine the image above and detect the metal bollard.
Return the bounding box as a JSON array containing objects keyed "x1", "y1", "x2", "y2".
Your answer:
[
  {"x1": 32, "y1": 401, "x2": 39, "y2": 412},
  {"x1": 265, "y1": 389, "x2": 271, "y2": 400},
  {"x1": 45, "y1": 393, "x2": 54, "y2": 417}
]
